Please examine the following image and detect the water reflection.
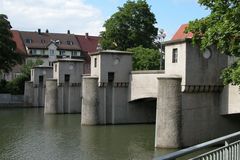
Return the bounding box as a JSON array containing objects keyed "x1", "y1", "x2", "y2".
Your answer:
[{"x1": 0, "y1": 108, "x2": 173, "y2": 160}]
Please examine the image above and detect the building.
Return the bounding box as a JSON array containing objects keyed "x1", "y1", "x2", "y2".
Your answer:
[{"x1": 2, "y1": 29, "x2": 100, "y2": 81}]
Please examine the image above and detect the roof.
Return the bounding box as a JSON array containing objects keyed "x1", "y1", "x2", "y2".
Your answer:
[
  {"x1": 171, "y1": 24, "x2": 193, "y2": 41},
  {"x1": 20, "y1": 31, "x2": 81, "y2": 51},
  {"x1": 11, "y1": 30, "x2": 27, "y2": 55},
  {"x1": 75, "y1": 34, "x2": 100, "y2": 53},
  {"x1": 91, "y1": 50, "x2": 132, "y2": 56}
]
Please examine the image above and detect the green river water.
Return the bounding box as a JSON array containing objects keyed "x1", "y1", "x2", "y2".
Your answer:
[{"x1": 0, "y1": 108, "x2": 177, "y2": 160}]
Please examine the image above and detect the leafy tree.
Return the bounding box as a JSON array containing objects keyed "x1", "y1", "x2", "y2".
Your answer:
[
  {"x1": 185, "y1": 0, "x2": 240, "y2": 85},
  {"x1": 128, "y1": 46, "x2": 160, "y2": 70},
  {"x1": 0, "y1": 59, "x2": 43, "y2": 94},
  {"x1": 100, "y1": 0, "x2": 158, "y2": 51},
  {"x1": 0, "y1": 14, "x2": 22, "y2": 73},
  {"x1": 21, "y1": 59, "x2": 43, "y2": 79}
]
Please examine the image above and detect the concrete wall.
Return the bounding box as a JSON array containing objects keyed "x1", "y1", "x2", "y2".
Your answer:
[
  {"x1": 185, "y1": 44, "x2": 228, "y2": 85},
  {"x1": 220, "y1": 85, "x2": 240, "y2": 114},
  {"x1": 129, "y1": 70, "x2": 164, "y2": 101},
  {"x1": 26, "y1": 66, "x2": 53, "y2": 107},
  {"x1": 99, "y1": 53, "x2": 132, "y2": 83},
  {"x1": 0, "y1": 94, "x2": 24, "y2": 105},
  {"x1": 181, "y1": 91, "x2": 240, "y2": 147},
  {"x1": 165, "y1": 42, "x2": 186, "y2": 84}
]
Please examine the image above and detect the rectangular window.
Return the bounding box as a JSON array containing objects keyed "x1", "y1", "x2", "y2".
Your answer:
[
  {"x1": 25, "y1": 39, "x2": 32, "y2": 43},
  {"x1": 54, "y1": 64, "x2": 57, "y2": 72},
  {"x1": 108, "y1": 72, "x2": 114, "y2": 82},
  {"x1": 71, "y1": 51, "x2": 78, "y2": 56},
  {"x1": 49, "y1": 62, "x2": 53, "y2": 66},
  {"x1": 172, "y1": 48, "x2": 178, "y2": 63},
  {"x1": 60, "y1": 50, "x2": 65, "y2": 56},
  {"x1": 49, "y1": 50, "x2": 54, "y2": 56},
  {"x1": 65, "y1": 74, "x2": 70, "y2": 82},
  {"x1": 39, "y1": 75, "x2": 43, "y2": 83},
  {"x1": 41, "y1": 50, "x2": 45, "y2": 55},
  {"x1": 94, "y1": 58, "x2": 97, "y2": 68}
]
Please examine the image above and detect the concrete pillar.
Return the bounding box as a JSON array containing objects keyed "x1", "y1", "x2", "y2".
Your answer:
[
  {"x1": 155, "y1": 77, "x2": 182, "y2": 148},
  {"x1": 24, "y1": 81, "x2": 33, "y2": 105},
  {"x1": 44, "y1": 79, "x2": 58, "y2": 114},
  {"x1": 81, "y1": 77, "x2": 98, "y2": 125}
]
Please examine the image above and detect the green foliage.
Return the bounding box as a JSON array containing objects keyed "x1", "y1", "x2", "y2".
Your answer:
[
  {"x1": 0, "y1": 14, "x2": 23, "y2": 73},
  {"x1": 0, "y1": 59, "x2": 43, "y2": 94},
  {"x1": 6, "y1": 75, "x2": 28, "y2": 95},
  {"x1": 185, "y1": 0, "x2": 240, "y2": 85},
  {"x1": 128, "y1": 46, "x2": 160, "y2": 70},
  {"x1": 100, "y1": 0, "x2": 158, "y2": 51},
  {"x1": 221, "y1": 61, "x2": 240, "y2": 85},
  {"x1": 21, "y1": 59, "x2": 44, "y2": 79}
]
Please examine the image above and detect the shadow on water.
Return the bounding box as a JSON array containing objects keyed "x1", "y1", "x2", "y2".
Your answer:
[{"x1": 0, "y1": 108, "x2": 177, "y2": 160}]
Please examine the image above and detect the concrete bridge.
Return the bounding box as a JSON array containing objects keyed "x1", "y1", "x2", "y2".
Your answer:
[{"x1": 128, "y1": 70, "x2": 164, "y2": 101}]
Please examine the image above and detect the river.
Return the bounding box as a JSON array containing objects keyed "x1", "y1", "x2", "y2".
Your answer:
[{"x1": 0, "y1": 108, "x2": 176, "y2": 160}]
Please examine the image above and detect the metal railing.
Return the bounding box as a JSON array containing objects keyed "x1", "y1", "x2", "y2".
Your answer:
[{"x1": 154, "y1": 131, "x2": 240, "y2": 160}]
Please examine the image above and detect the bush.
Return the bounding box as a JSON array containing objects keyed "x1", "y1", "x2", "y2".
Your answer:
[
  {"x1": 6, "y1": 75, "x2": 28, "y2": 95},
  {"x1": 0, "y1": 79, "x2": 9, "y2": 93}
]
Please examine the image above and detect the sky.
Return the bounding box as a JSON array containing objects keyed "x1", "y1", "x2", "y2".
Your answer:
[{"x1": 0, "y1": 0, "x2": 210, "y2": 40}]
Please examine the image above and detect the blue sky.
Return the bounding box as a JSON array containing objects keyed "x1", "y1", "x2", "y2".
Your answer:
[{"x1": 0, "y1": 0, "x2": 209, "y2": 40}]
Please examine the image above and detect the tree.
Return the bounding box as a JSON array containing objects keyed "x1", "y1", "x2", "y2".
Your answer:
[
  {"x1": 185, "y1": 0, "x2": 240, "y2": 85},
  {"x1": 0, "y1": 14, "x2": 22, "y2": 73},
  {"x1": 128, "y1": 46, "x2": 160, "y2": 70},
  {"x1": 100, "y1": 0, "x2": 158, "y2": 51}
]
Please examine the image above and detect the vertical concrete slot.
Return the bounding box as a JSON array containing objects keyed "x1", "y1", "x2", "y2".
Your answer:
[
  {"x1": 81, "y1": 77, "x2": 99, "y2": 125},
  {"x1": 44, "y1": 79, "x2": 58, "y2": 114},
  {"x1": 155, "y1": 77, "x2": 182, "y2": 148}
]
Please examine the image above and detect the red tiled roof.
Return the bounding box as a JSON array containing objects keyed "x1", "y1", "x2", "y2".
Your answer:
[
  {"x1": 171, "y1": 24, "x2": 193, "y2": 41},
  {"x1": 11, "y1": 30, "x2": 27, "y2": 55},
  {"x1": 20, "y1": 31, "x2": 82, "y2": 51},
  {"x1": 75, "y1": 34, "x2": 100, "y2": 54}
]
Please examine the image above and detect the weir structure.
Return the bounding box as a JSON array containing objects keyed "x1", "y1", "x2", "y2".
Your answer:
[
  {"x1": 44, "y1": 59, "x2": 84, "y2": 114},
  {"x1": 81, "y1": 50, "x2": 156, "y2": 125},
  {"x1": 24, "y1": 43, "x2": 240, "y2": 148},
  {"x1": 24, "y1": 66, "x2": 53, "y2": 107}
]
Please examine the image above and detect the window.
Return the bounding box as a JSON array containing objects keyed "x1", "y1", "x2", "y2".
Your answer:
[
  {"x1": 60, "y1": 50, "x2": 65, "y2": 56},
  {"x1": 65, "y1": 74, "x2": 70, "y2": 82},
  {"x1": 172, "y1": 48, "x2": 178, "y2": 63},
  {"x1": 49, "y1": 50, "x2": 54, "y2": 56},
  {"x1": 39, "y1": 75, "x2": 43, "y2": 83},
  {"x1": 55, "y1": 40, "x2": 61, "y2": 45},
  {"x1": 25, "y1": 39, "x2": 32, "y2": 43},
  {"x1": 108, "y1": 72, "x2": 114, "y2": 82},
  {"x1": 54, "y1": 64, "x2": 57, "y2": 72},
  {"x1": 41, "y1": 50, "x2": 45, "y2": 55},
  {"x1": 67, "y1": 41, "x2": 73, "y2": 45},
  {"x1": 71, "y1": 51, "x2": 78, "y2": 56},
  {"x1": 30, "y1": 49, "x2": 37, "y2": 55},
  {"x1": 41, "y1": 39, "x2": 45, "y2": 43},
  {"x1": 94, "y1": 58, "x2": 97, "y2": 68},
  {"x1": 49, "y1": 62, "x2": 53, "y2": 66}
]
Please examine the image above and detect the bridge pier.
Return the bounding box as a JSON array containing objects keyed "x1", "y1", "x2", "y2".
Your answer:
[
  {"x1": 44, "y1": 79, "x2": 58, "y2": 114},
  {"x1": 81, "y1": 77, "x2": 99, "y2": 125},
  {"x1": 155, "y1": 77, "x2": 182, "y2": 148}
]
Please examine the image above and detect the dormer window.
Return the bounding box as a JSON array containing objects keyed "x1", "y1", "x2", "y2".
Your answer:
[
  {"x1": 67, "y1": 41, "x2": 73, "y2": 45},
  {"x1": 55, "y1": 40, "x2": 61, "y2": 45},
  {"x1": 26, "y1": 39, "x2": 32, "y2": 43},
  {"x1": 41, "y1": 39, "x2": 45, "y2": 43}
]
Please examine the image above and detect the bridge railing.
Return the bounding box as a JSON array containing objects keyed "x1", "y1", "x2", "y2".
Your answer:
[{"x1": 154, "y1": 131, "x2": 240, "y2": 160}]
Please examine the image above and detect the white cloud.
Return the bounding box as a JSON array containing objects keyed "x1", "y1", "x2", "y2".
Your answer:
[{"x1": 0, "y1": 0, "x2": 104, "y2": 36}]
